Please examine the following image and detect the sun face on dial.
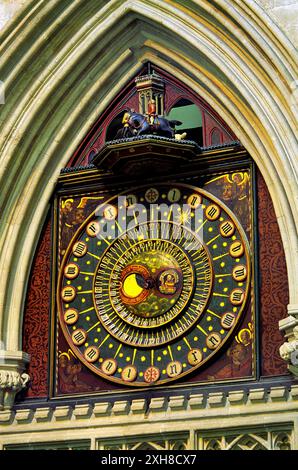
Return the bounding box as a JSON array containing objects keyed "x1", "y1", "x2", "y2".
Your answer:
[{"x1": 57, "y1": 183, "x2": 250, "y2": 387}]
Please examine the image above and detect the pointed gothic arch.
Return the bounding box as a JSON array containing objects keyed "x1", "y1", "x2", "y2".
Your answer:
[{"x1": 0, "y1": 0, "x2": 297, "y2": 389}]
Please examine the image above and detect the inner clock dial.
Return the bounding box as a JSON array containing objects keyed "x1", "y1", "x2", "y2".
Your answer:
[
  {"x1": 93, "y1": 222, "x2": 212, "y2": 347},
  {"x1": 119, "y1": 253, "x2": 183, "y2": 311},
  {"x1": 113, "y1": 240, "x2": 191, "y2": 319}
]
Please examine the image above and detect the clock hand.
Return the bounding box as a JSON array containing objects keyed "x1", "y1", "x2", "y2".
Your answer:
[{"x1": 135, "y1": 274, "x2": 155, "y2": 290}]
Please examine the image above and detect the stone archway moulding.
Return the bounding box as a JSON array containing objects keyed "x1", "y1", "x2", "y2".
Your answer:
[{"x1": 0, "y1": 0, "x2": 297, "y2": 407}]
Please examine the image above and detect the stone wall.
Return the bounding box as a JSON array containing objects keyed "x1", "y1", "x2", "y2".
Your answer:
[
  {"x1": 0, "y1": 0, "x2": 27, "y2": 31},
  {"x1": 259, "y1": 0, "x2": 298, "y2": 46},
  {"x1": 1, "y1": 384, "x2": 298, "y2": 449},
  {"x1": 0, "y1": 1, "x2": 297, "y2": 47}
]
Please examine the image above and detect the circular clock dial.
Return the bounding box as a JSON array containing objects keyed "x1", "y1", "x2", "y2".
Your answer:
[
  {"x1": 57, "y1": 183, "x2": 250, "y2": 386},
  {"x1": 94, "y1": 223, "x2": 212, "y2": 347}
]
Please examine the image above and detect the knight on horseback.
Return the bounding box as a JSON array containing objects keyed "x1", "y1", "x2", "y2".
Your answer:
[{"x1": 115, "y1": 108, "x2": 182, "y2": 140}]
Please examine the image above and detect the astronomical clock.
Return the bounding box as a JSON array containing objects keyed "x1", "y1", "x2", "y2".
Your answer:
[{"x1": 52, "y1": 137, "x2": 256, "y2": 396}]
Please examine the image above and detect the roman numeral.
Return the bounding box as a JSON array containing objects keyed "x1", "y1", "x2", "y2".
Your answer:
[
  {"x1": 232, "y1": 265, "x2": 247, "y2": 281},
  {"x1": 230, "y1": 289, "x2": 244, "y2": 305},
  {"x1": 87, "y1": 349, "x2": 96, "y2": 359},
  {"x1": 102, "y1": 359, "x2": 117, "y2": 375},
  {"x1": 221, "y1": 312, "x2": 236, "y2": 329},
  {"x1": 206, "y1": 204, "x2": 220, "y2": 221},
  {"x1": 229, "y1": 241, "x2": 244, "y2": 258},
  {"x1": 206, "y1": 332, "x2": 221, "y2": 350},
  {"x1": 63, "y1": 289, "x2": 73, "y2": 297},
  {"x1": 72, "y1": 241, "x2": 87, "y2": 257},
  {"x1": 61, "y1": 286, "x2": 76, "y2": 302},
  {"x1": 231, "y1": 243, "x2": 242, "y2": 253},
  {"x1": 64, "y1": 309, "x2": 78, "y2": 325},
  {"x1": 84, "y1": 346, "x2": 99, "y2": 363},
  {"x1": 208, "y1": 207, "x2": 216, "y2": 217},
  {"x1": 187, "y1": 349, "x2": 202, "y2": 366},
  {"x1": 232, "y1": 292, "x2": 242, "y2": 301},
  {"x1": 86, "y1": 221, "x2": 100, "y2": 237},
  {"x1": 234, "y1": 267, "x2": 244, "y2": 277},
  {"x1": 67, "y1": 266, "x2": 76, "y2": 275},
  {"x1": 72, "y1": 329, "x2": 87, "y2": 345},
  {"x1": 220, "y1": 221, "x2": 235, "y2": 237}
]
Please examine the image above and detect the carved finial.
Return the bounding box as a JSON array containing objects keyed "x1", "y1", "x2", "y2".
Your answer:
[{"x1": 0, "y1": 370, "x2": 30, "y2": 409}]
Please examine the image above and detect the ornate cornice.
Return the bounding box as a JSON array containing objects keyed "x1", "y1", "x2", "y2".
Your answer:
[
  {"x1": 279, "y1": 307, "x2": 298, "y2": 376},
  {"x1": 59, "y1": 139, "x2": 242, "y2": 175},
  {"x1": 0, "y1": 351, "x2": 30, "y2": 410},
  {"x1": 0, "y1": 0, "x2": 297, "y2": 405},
  {"x1": 1, "y1": 383, "x2": 297, "y2": 429}
]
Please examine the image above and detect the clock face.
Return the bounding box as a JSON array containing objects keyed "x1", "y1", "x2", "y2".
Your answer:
[{"x1": 57, "y1": 183, "x2": 250, "y2": 387}]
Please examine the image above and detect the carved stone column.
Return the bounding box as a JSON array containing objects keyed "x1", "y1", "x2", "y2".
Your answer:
[
  {"x1": 279, "y1": 304, "x2": 298, "y2": 376},
  {"x1": 0, "y1": 350, "x2": 30, "y2": 409}
]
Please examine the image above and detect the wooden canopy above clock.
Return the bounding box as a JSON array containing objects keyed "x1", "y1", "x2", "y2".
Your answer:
[{"x1": 91, "y1": 135, "x2": 201, "y2": 176}]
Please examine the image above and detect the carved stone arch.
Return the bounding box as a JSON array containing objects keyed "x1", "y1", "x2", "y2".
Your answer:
[
  {"x1": 227, "y1": 433, "x2": 269, "y2": 451},
  {"x1": 0, "y1": 0, "x2": 297, "y2": 407}
]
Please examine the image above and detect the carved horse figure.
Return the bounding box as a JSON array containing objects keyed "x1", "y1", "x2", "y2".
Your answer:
[{"x1": 115, "y1": 111, "x2": 182, "y2": 139}]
